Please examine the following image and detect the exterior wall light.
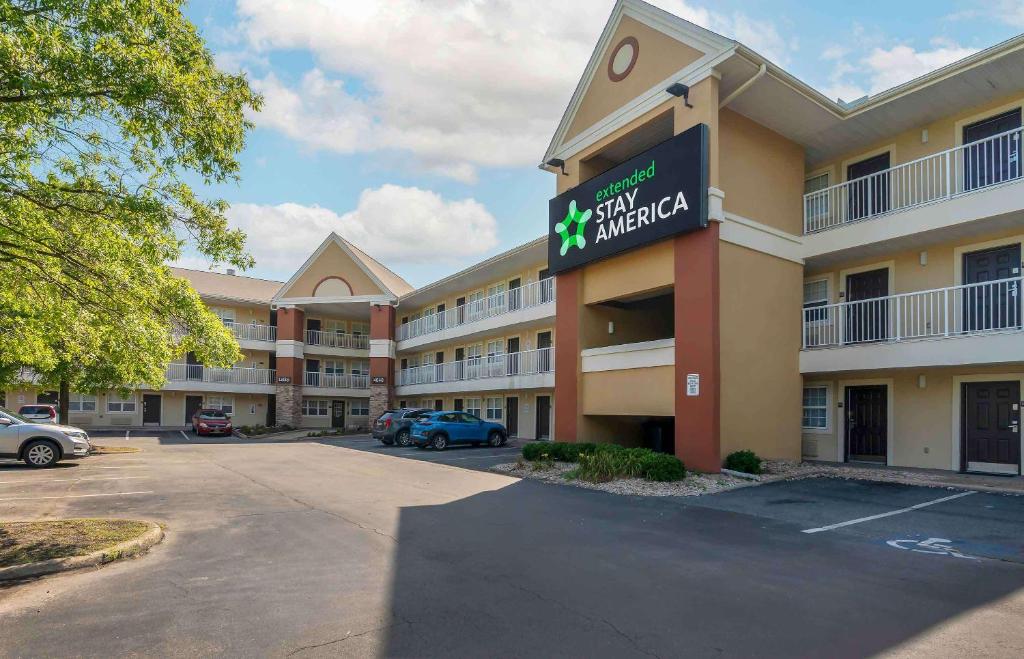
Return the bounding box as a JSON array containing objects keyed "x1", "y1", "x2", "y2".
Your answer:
[
  {"x1": 546, "y1": 158, "x2": 568, "y2": 176},
  {"x1": 666, "y1": 82, "x2": 694, "y2": 108}
]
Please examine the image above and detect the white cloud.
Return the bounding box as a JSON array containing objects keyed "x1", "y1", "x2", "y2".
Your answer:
[
  {"x1": 211, "y1": 186, "x2": 498, "y2": 278},
  {"x1": 235, "y1": 0, "x2": 792, "y2": 181}
]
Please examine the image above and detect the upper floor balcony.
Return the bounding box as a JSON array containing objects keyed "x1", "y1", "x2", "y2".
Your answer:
[
  {"x1": 303, "y1": 371, "x2": 369, "y2": 390},
  {"x1": 161, "y1": 364, "x2": 276, "y2": 393},
  {"x1": 800, "y1": 276, "x2": 1024, "y2": 372},
  {"x1": 303, "y1": 329, "x2": 370, "y2": 356},
  {"x1": 396, "y1": 278, "x2": 555, "y2": 350},
  {"x1": 223, "y1": 321, "x2": 276, "y2": 349},
  {"x1": 395, "y1": 347, "x2": 554, "y2": 396}
]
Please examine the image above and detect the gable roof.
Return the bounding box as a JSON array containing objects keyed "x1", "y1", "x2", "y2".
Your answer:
[
  {"x1": 273, "y1": 233, "x2": 413, "y2": 302},
  {"x1": 171, "y1": 267, "x2": 283, "y2": 305}
]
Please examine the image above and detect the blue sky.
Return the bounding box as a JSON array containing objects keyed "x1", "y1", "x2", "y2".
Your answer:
[{"x1": 178, "y1": 0, "x2": 1024, "y2": 287}]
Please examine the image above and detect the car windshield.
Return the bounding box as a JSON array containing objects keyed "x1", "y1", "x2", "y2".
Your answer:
[
  {"x1": 199, "y1": 410, "x2": 228, "y2": 419},
  {"x1": 20, "y1": 406, "x2": 51, "y2": 414},
  {"x1": 0, "y1": 408, "x2": 29, "y2": 424}
]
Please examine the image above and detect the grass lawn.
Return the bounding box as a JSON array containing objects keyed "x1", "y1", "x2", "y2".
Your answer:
[{"x1": 0, "y1": 519, "x2": 151, "y2": 568}]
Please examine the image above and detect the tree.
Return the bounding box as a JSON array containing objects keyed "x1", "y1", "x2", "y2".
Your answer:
[{"x1": 0, "y1": 0, "x2": 263, "y2": 421}]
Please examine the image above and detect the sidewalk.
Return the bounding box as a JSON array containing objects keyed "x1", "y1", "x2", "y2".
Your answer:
[{"x1": 804, "y1": 461, "x2": 1024, "y2": 495}]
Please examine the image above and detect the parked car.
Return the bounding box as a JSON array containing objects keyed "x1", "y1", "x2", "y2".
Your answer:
[
  {"x1": 18, "y1": 404, "x2": 58, "y2": 424},
  {"x1": 0, "y1": 408, "x2": 91, "y2": 467},
  {"x1": 411, "y1": 411, "x2": 507, "y2": 450},
  {"x1": 372, "y1": 408, "x2": 433, "y2": 446},
  {"x1": 191, "y1": 408, "x2": 233, "y2": 436}
]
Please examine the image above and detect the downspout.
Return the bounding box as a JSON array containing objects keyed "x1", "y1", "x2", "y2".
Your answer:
[{"x1": 719, "y1": 63, "x2": 767, "y2": 109}]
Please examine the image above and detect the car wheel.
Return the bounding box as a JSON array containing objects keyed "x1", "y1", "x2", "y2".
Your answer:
[
  {"x1": 431, "y1": 434, "x2": 448, "y2": 450},
  {"x1": 488, "y1": 431, "x2": 506, "y2": 447},
  {"x1": 396, "y1": 429, "x2": 412, "y2": 447},
  {"x1": 23, "y1": 440, "x2": 59, "y2": 468}
]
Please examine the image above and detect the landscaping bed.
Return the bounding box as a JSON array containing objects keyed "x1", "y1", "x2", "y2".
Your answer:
[
  {"x1": 1, "y1": 519, "x2": 153, "y2": 568},
  {"x1": 89, "y1": 445, "x2": 141, "y2": 454}
]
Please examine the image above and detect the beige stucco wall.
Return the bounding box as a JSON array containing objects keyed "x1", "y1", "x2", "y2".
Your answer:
[
  {"x1": 719, "y1": 109, "x2": 805, "y2": 235},
  {"x1": 581, "y1": 239, "x2": 674, "y2": 304},
  {"x1": 284, "y1": 241, "x2": 384, "y2": 298},
  {"x1": 719, "y1": 242, "x2": 803, "y2": 460},
  {"x1": 581, "y1": 366, "x2": 674, "y2": 416},
  {"x1": 565, "y1": 16, "x2": 704, "y2": 142},
  {"x1": 204, "y1": 301, "x2": 271, "y2": 325}
]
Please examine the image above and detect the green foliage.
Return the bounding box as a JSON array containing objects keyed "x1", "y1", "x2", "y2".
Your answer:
[
  {"x1": 640, "y1": 453, "x2": 687, "y2": 481},
  {"x1": 724, "y1": 450, "x2": 763, "y2": 475},
  {"x1": 523, "y1": 442, "x2": 686, "y2": 482},
  {"x1": 0, "y1": 0, "x2": 262, "y2": 398}
]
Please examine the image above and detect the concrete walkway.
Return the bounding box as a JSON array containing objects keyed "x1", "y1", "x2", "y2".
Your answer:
[{"x1": 806, "y1": 460, "x2": 1024, "y2": 494}]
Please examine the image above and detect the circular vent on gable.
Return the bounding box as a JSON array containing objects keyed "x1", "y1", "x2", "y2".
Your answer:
[
  {"x1": 608, "y1": 37, "x2": 639, "y2": 82},
  {"x1": 313, "y1": 276, "x2": 353, "y2": 297}
]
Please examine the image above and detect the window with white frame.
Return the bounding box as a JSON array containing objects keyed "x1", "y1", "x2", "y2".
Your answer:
[
  {"x1": 206, "y1": 395, "x2": 234, "y2": 415},
  {"x1": 351, "y1": 360, "x2": 369, "y2": 376},
  {"x1": 466, "y1": 397, "x2": 482, "y2": 417},
  {"x1": 351, "y1": 322, "x2": 369, "y2": 337},
  {"x1": 803, "y1": 279, "x2": 830, "y2": 324},
  {"x1": 804, "y1": 172, "x2": 830, "y2": 222},
  {"x1": 68, "y1": 393, "x2": 97, "y2": 412},
  {"x1": 485, "y1": 397, "x2": 502, "y2": 420},
  {"x1": 301, "y1": 399, "x2": 330, "y2": 416},
  {"x1": 802, "y1": 386, "x2": 829, "y2": 430},
  {"x1": 325, "y1": 360, "x2": 344, "y2": 375},
  {"x1": 212, "y1": 307, "x2": 236, "y2": 326},
  {"x1": 486, "y1": 283, "x2": 506, "y2": 310},
  {"x1": 325, "y1": 319, "x2": 347, "y2": 337},
  {"x1": 466, "y1": 344, "x2": 483, "y2": 360},
  {"x1": 107, "y1": 392, "x2": 136, "y2": 413},
  {"x1": 351, "y1": 401, "x2": 369, "y2": 416}
]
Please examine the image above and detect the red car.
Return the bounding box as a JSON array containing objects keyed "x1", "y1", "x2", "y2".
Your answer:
[{"x1": 191, "y1": 408, "x2": 233, "y2": 435}]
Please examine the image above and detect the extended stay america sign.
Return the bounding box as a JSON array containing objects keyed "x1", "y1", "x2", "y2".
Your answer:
[{"x1": 547, "y1": 123, "x2": 709, "y2": 275}]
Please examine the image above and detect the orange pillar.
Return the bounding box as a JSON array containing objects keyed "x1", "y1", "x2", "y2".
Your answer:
[
  {"x1": 553, "y1": 270, "x2": 580, "y2": 442},
  {"x1": 275, "y1": 306, "x2": 305, "y2": 427},
  {"x1": 369, "y1": 304, "x2": 395, "y2": 420}
]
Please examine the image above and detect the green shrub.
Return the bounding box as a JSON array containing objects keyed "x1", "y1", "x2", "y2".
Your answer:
[
  {"x1": 575, "y1": 450, "x2": 620, "y2": 482},
  {"x1": 522, "y1": 443, "x2": 548, "y2": 461},
  {"x1": 522, "y1": 442, "x2": 597, "y2": 462},
  {"x1": 641, "y1": 453, "x2": 686, "y2": 481},
  {"x1": 724, "y1": 450, "x2": 762, "y2": 475}
]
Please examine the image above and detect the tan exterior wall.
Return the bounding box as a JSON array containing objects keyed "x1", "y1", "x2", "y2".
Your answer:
[
  {"x1": 580, "y1": 239, "x2": 673, "y2": 304},
  {"x1": 581, "y1": 366, "x2": 674, "y2": 416},
  {"x1": 286, "y1": 241, "x2": 384, "y2": 297},
  {"x1": 565, "y1": 16, "x2": 703, "y2": 142},
  {"x1": 719, "y1": 109, "x2": 805, "y2": 235},
  {"x1": 719, "y1": 243, "x2": 803, "y2": 460},
  {"x1": 204, "y1": 301, "x2": 271, "y2": 325}
]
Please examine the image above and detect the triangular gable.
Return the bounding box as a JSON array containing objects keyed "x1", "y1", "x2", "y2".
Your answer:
[
  {"x1": 273, "y1": 233, "x2": 410, "y2": 301},
  {"x1": 542, "y1": 0, "x2": 735, "y2": 165}
]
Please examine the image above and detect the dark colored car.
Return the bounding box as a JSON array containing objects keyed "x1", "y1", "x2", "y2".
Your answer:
[
  {"x1": 411, "y1": 411, "x2": 507, "y2": 450},
  {"x1": 191, "y1": 408, "x2": 233, "y2": 436},
  {"x1": 373, "y1": 408, "x2": 433, "y2": 446}
]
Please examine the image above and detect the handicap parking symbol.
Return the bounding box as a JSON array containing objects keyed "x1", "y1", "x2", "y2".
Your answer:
[{"x1": 886, "y1": 537, "x2": 979, "y2": 560}]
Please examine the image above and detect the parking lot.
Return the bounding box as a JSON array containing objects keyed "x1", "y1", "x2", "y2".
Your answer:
[{"x1": 1, "y1": 433, "x2": 1023, "y2": 657}]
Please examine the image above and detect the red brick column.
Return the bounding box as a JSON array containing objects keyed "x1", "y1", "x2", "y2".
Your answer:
[
  {"x1": 553, "y1": 270, "x2": 581, "y2": 442},
  {"x1": 369, "y1": 304, "x2": 396, "y2": 420},
  {"x1": 275, "y1": 306, "x2": 305, "y2": 427},
  {"x1": 674, "y1": 224, "x2": 721, "y2": 472}
]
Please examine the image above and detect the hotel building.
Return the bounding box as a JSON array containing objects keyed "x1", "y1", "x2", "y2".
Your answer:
[{"x1": 5, "y1": 0, "x2": 1024, "y2": 476}]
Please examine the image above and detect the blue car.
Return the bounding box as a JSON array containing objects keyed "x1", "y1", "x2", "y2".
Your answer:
[{"x1": 411, "y1": 411, "x2": 508, "y2": 450}]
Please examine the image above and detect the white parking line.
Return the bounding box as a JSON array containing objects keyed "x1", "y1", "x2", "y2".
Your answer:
[
  {"x1": 180, "y1": 431, "x2": 190, "y2": 442},
  {"x1": 802, "y1": 491, "x2": 977, "y2": 534},
  {"x1": 0, "y1": 491, "x2": 154, "y2": 502},
  {"x1": 0, "y1": 476, "x2": 147, "y2": 485},
  {"x1": 125, "y1": 430, "x2": 130, "y2": 441}
]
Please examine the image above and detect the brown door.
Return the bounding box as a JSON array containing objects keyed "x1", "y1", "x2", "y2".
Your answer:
[
  {"x1": 306, "y1": 318, "x2": 321, "y2": 344},
  {"x1": 537, "y1": 331, "x2": 552, "y2": 372},
  {"x1": 847, "y1": 152, "x2": 890, "y2": 221},
  {"x1": 506, "y1": 397, "x2": 519, "y2": 436},
  {"x1": 535, "y1": 395, "x2": 551, "y2": 440},
  {"x1": 456, "y1": 296, "x2": 466, "y2": 325},
  {"x1": 845, "y1": 268, "x2": 889, "y2": 343},
  {"x1": 845, "y1": 385, "x2": 887, "y2": 463},
  {"x1": 434, "y1": 399, "x2": 443, "y2": 411},
  {"x1": 508, "y1": 277, "x2": 522, "y2": 311},
  {"x1": 963, "y1": 109, "x2": 1021, "y2": 191},
  {"x1": 331, "y1": 401, "x2": 345, "y2": 428},
  {"x1": 185, "y1": 395, "x2": 204, "y2": 427},
  {"x1": 453, "y1": 398, "x2": 464, "y2": 412},
  {"x1": 963, "y1": 381, "x2": 1020, "y2": 474},
  {"x1": 506, "y1": 337, "x2": 520, "y2": 375},
  {"x1": 962, "y1": 244, "x2": 1021, "y2": 332},
  {"x1": 142, "y1": 394, "x2": 161, "y2": 425},
  {"x1": 454, "y1": 347, "x2": 465, "y2": 380}
]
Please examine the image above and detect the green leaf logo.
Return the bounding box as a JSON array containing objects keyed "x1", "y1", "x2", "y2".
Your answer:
[{"x1": 555, "y1": 200, "x2": 591, "y2": 256}]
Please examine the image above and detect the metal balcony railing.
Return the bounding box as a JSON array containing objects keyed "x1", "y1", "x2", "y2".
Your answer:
[
  {"x1": 166, "y1": 364, "x2": 276, "y2": 385},
  {"x1": 304, "y1": 329, "x2": 370, "y2": 350},
  {"x1": 802, "y1": 277, "x2": 1022, "y2": 348},
  {"x1": 397, "y1": 347, "x2": 554, "y2": 386},
  {"x1": 397, "y1": 278, "x2": 555, "y2": 342},
  {"x1": 224, "y1": 321, "x2": 276, "y2": 342},
  {"x1": 804, "y1": 126, "x2": 1023, "y2": 233},
  {"x1": 303, "y1": 372, "x2": 370, "y2": 389}
]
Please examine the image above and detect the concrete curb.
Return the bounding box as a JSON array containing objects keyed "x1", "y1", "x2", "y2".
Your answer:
[{"x1": 0, "y1": 521, "x2": 164, "y2": 582}]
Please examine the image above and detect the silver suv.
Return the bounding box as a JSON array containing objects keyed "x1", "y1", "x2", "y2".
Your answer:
[{"x1": 0, "y1": 408, "x2": 91, "y2": 467}]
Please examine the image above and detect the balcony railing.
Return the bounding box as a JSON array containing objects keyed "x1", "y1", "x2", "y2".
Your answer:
[
  {"x1": 304, "y1": 329, "x2": 370, "y2": 350},
  {"x1": 166, "y1": 364, "x2": 276, "y2": 385},
  {"x1": 804, "y1": 126, "x2": 1023, "y2": 233},
  {"x1": 224, "y1": 321, "x2": 276, "y2": 343},
  {"x1": 303, "y1": 372, "x2": 370, "y2": 389},
  {"x1": 802, "y1": 277, "x2": 1022, "y2": 348},
  {"x1": 397, "y1": 278, "x2": 555, "y2": 342},
  {"x1": 397, "y1": 347, "x2": 554, "y2": 386}
]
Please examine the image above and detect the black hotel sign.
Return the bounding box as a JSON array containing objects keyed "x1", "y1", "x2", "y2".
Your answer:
[{"x1": 547, "y1": 123, "x2": 709, "y2": 275}]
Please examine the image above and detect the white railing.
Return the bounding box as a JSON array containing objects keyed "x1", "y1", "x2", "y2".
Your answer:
[
  {"x1": 303, "y1": 372, "x2": 370, "y2": 389},
  {"x1": 397, "y1": 278, "x2": 556, "y2": 342},
  {"x1": 802, "y1": 277, "x2": 1022, "y2": 348},
  {"x1": 224, "y1": 321, "x2": 276, "y2": 342},
  {"x1": 397, "y1": 347, "x2": 554, "y2": 386},
  {"x1": 166, "y1": 364, "x2": 276, "y2": 385},
  {"x1": 804, "y1": 127, "x2": 1023, "y2": 233},
  {"x1": 305, "y1": 329, "x2": 369, "y2": 350}
]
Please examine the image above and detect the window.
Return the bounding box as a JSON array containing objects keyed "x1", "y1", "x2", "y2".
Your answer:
[
  {"x1": 351, "y1": 360, "x2": 369, "y2": 376},
  {"x1": 107, "y1": 392, "x2": 136, "y2": 413},
  {"x1": 486, "y1": 397, "x2": 502, "y2": 420},
  {"x1": 68, "y1": 393, "x2": 97, "y2": 412},
  {"x1": 206, "y1": 395, "x2": 234, "y2": 415},
  {"x1": 804, "y1": 172, "x2": 830, "y2": 225},
  {"x1": 212, "y1": 307, "x2": 236, "y2": 326},
  {"x1": 486, "y1": 283, "x2": 506, "y2": 311},
  {"x1": 325, "y1": 360, "x2": 344, "y2": 375},
  {"x1": 802, "y1": 386, "x2": 829, "y2": 430},
  {"x1": 351, "y1": 322, "x2": 368, "y2": 336},
  {"x1": 803, "y1": 279, "x2": 830, "y2": 324},
  {"x1": 466, "y1": 397, "x2": 482, "y2": 417},
  {"x1": 351, "y1": 401, "x2": 369, "y2": 416},
  {"x1": 301, "y1": 399, "x2": 330, "y2": 416}
]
